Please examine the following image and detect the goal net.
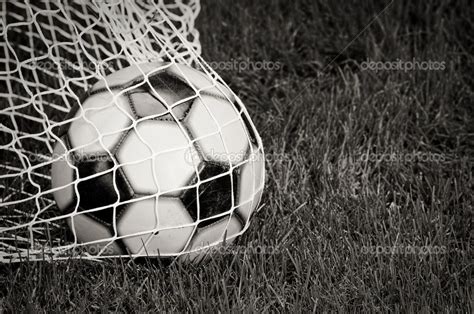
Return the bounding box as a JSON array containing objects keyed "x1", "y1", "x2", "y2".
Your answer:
[{"x1": 0, "y1": 0, "x2": 264, "y2": 262}]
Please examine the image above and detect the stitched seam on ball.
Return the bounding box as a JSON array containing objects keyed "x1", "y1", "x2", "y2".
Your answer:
[
  {"x1": 112, "y1": 129, "x2": 132, "y2": 154},
  {"x1": 117, "y1": 165, "x2": 135, "y2": 198},
  {"x1": 199, "y1": 90, "x2": 230, "y2": 101},
  {"x1": 233, "y1": 211, "x2": 245, "y2": 229},
  {"x1": 116, "y1": 201, "x2": 131, "y2": 221},
  {"x1": 83, "y1": 210, "x2": 111, "y2": 227},
  {"x1": 90, "y1": 85, "x2": 124, "y2": 96},
  {"x1": 179, "y1": 99, "x2": 195, "y2": 119},
  {"x1": 198, "y1": 216, "x2": 230, "y2": 232},
  {"x1": 125, "y1": 91, "x2": 140, "y2": 120}
]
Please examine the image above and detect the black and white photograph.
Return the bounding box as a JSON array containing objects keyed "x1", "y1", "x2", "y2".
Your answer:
[{"x1": 0, "y1": 0, "x2": 472, "y2": 311}]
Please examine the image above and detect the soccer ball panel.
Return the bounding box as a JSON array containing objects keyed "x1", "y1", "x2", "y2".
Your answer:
[
  {"x1": 68, "y1": 91, "x2": 133, "y2": 157},
  {"x1": 146, "y1": 71, "x2": 196, "y2": 107},
  {"x1": 181, "y1": 163, "x2": 237, "y2": 224},
  {"x1": 186, "y1": 95, "x2": 249, "y2": 165},
  {"x1": 51, "y1": 139, "x2": 76, "y2": 211},
  {"x1": 118, "y1": 198, "x2": 194, "y2": 254},
  {"x1": 130, "y1": 91, "x2": 193, "y2": 121},
  {"x1": 91, "y1": 62, "x2": 166, "y2": 92},
  {"x1": 142, "y1": 226, "x2": 195, "y2": 256},
  {"x1": 68, "y1": 214, "x2": 122, "y2": 255},
  {"x1": 129, "y1": 71, "x2": 195, "y2": 120},
  {"x1": 74, "y1": 160, "x2": 133, "y2": 231},
  {"x1": 189, "y1": 215, "x2": 241, "y2": 249},
  {"x1": 180, "y1": 215, "x2": 242, "y2": 262},
  {"x1": 237, "y1": 147, "x2": 265, "y2": 222},
  {"x1": 168, "y1": 63, "x2": 234, "y2": 101},
  {"x1": 117, "y1": 120, "x2": 200, "y2": 196},
  {"x1": 129, "y1": 90, "x2": 168, "y2": 118}
]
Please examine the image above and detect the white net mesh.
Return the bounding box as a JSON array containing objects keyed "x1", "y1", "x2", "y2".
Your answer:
[{"x1": 0, "y1": 0, "x2": 264, "y2": 262}]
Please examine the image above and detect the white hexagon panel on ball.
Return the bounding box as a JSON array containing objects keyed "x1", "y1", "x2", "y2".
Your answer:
[
  {"x1": 236, "y1": 145, "x2": 265, "y2": 225},
  {"x1": 68, "y1": 91, "x2": 133, "y2": 157},
  {"x1": 68, "y1": 213, "x2": 122, "y2": 256},
  {"x1": 118, "y1": 198, "x2": 195, "y2": 255},
  {"x1": 117, "y1": 120, "x2": 201, "y2": 196},
  {"x1": 186, "y1": 95, "x2": 249, "y2": 166},
  {"x1": 179, "y1": 215, "x2": 242, "y2": 263}
]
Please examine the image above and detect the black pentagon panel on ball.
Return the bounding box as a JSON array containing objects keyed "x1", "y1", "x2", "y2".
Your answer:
[
  {"x1": 148, "y1": 71, "x2": 195, "y2": 102},
  {"x1": 127, "y1": 85, "x2": 167, "y2": 119},
  {"x1": 180, "y1": 163, "x2": 239, "y2": 227},
  {"x1": 75, "y1": 158, "x2": 134, "y2": 227},
  {"x1": 126, "y1": 71, "x2": 196, "y2": 121}
]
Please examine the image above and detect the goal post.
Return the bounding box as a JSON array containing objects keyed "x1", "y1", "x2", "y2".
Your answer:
[{"x1": 0, "y1": 0, "x2": 264, "y2": 263}]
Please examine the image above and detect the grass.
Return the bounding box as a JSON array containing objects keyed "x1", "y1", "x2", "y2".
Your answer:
[{"x1": 1, "y1": 0, "x2": 473, "y2": 311}]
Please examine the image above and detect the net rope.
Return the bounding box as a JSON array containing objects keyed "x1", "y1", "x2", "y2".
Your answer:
[{"x1": 0, "y1": 0, "x2": 264, "y2": 262}]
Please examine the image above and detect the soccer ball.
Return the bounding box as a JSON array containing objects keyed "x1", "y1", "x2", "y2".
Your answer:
[{"x1": 51, "y1": 62, "x2": 264, "y2": 261}]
